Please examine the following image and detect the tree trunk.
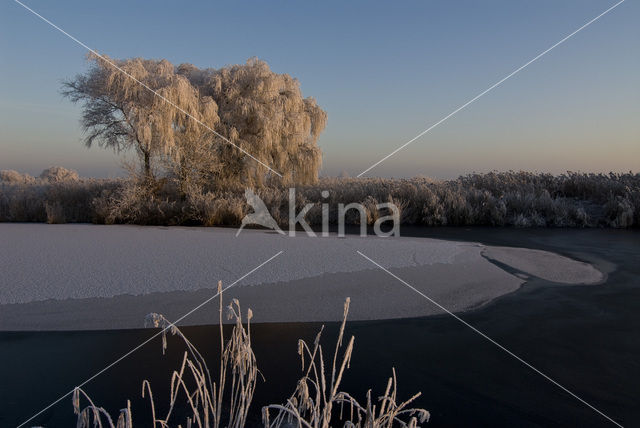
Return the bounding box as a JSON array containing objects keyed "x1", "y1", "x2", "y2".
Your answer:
[{"x1": 143, "y1": 150, "x2": 151, "y2": 182}]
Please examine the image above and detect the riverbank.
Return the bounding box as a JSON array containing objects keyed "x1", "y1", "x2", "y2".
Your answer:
[{"x1": 2, "y1": 171, "x2": 639, "y2": 228}]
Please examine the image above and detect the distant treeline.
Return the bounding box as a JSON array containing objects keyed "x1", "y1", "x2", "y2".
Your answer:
[{"x1": 1, "y1": 168, "x2": 639, "y2": 228}]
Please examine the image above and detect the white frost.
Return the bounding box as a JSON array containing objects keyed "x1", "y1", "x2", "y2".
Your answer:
[{"x1": 0, "y1": 224, "x2": 602, "y2": 307}]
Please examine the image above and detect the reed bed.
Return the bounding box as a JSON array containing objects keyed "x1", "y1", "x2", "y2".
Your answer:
[
  {"x1": 69, "y1": 284, "x2": 429, "y2": 427},
  {"x1": 2, "y1": 168, "x2": 639, "y2": 227}
]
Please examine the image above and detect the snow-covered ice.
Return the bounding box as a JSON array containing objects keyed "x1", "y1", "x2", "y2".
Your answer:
[{"x1": 0, "y1": 224, "x2": 604, "y2": 330}]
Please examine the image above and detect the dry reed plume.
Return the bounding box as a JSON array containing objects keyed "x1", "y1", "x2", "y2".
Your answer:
[
  {"x1": 263, "y1": 298, "x2": 429, "y2": 428},
  {"x1": 69, "y1": 284, "x2": 429, "y2": 428}
]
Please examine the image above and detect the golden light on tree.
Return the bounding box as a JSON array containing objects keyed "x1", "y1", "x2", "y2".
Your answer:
[{"x1": 63, "y1": 54, "x2": 326, "y2": 187}]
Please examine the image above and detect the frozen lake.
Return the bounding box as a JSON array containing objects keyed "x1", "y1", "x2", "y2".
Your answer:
[
  {"x1": 0, "y1": 224, "x2": 603, "y2": 330},
  {"x1": 1, "y1": 228, "x2": 636, "y2": 427}
]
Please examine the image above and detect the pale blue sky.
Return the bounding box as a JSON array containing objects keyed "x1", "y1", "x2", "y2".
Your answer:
[{"x1": 1, "y1": 0, "x2": 638, "y2": 178}]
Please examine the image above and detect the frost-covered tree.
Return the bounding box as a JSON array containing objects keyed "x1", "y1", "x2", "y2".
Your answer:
[
  {"x1": 62, "y1": 53, "x2": 220, "y2": 181},
  {"x1": 177, "y1": 58, "x2": 327, "y2": 185},
  {"x1": 39, "y1": 166, "x2": 79, "y2": 182},
  {"x1": 0, "y1": 170, "x2": 35, "y2": 184},
  {"x1": 63, "y1": 54, "x2": 326, "y2": 186}
]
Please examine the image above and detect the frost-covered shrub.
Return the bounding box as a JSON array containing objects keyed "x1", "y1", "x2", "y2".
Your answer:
[
  {"x1": 185, "y1": 187, "x2": 245, "y2": 226},
  {"x1": 39, "y1": 166, "x2": 80, "y2": 183},
  {"x1": 569, "y1": 206, "x2": 590, "y2": 227},
  {"x1": 0, "y1": 177, "x2": 119, "y2": 222},
  {"x1": 45, "y1": 201, "x2": 66, "y2": 224},
  {"x1": 0, "y1": 182, "x2": 47, "y2": 221},
  {"x1": 630, "y1": 191, "x2": 640, "y2": 226},
  {"x1": 0, "y1": 170, "x2": 35, "y2": 184},
  {"x1": 466, "y1": 189, "x2": 506, "y2": 225},
  {"x1": 442, "y1": 191, "x2": 471, "y2": 225},
  {"x1": 605, "y1": 195, "x2": 635, "y2": 228},
  {"x1": 1, "y1": 169, "x2": 639, "y2": 228},
  {"x1": 92, "y1": 179, "x2": 182, "y2": 225},
  {"x1": 420, "y1": 187, "x2": 446, "y2": 225}
]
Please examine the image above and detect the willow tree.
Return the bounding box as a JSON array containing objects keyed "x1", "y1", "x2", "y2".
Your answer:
[
  {"x1": 178, "y1": 58, "x2": 326, "y2": 185},
  {"x1": 62, "y1": 53, "x2": 219, "y2": 181},
  {"x1": 63, "y1": 54, "x2": 326, "y2": 187}
]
